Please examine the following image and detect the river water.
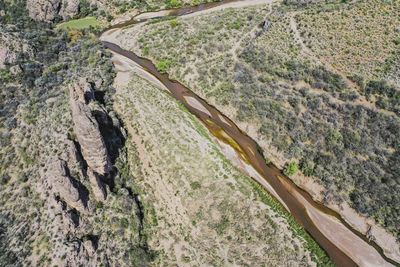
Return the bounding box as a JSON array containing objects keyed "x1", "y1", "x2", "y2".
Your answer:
[{"x1": 100, "y1": 1, "x2": 399, "y2": 266}]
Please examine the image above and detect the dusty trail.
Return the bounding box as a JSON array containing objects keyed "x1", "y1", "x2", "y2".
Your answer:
[{"x1": 100, "y1": 1, "x2": 400, "y2": 266}]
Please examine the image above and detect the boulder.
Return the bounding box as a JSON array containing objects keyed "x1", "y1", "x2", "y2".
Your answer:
[
  {"x1": 49, "y1": 159, "x2": 85, "y2": 212},
  {"x1": 70, "y1": 80, "x2": 112, "y2": 175}
]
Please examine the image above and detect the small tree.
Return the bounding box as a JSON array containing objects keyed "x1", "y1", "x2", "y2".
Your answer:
[{"x1": 284, "y1": 161, "x2": 299, "y2": 177}]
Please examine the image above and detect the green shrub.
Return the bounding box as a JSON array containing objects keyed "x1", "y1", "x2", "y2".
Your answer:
[
  {"x1": 0, "y1": 69, "x2": 12, "y2": 83},
  {"x1": 155, "y1": 59, "x2": 173, "y2": 74},
  {"x1": 300, "y1": 160, "x2": 315, "y2": 176},
  {"x1": 284, "y1": 161, "x2": 299, "y2": 177},
  {"x1": 190, "y1": 181, "x2": 201, "y2": 190},
  {"x1": 165, "y1": 0, "x2": 181, "y2": 8},
  {"x1": 169, "y1": 19, "x2": 179, "y2": 28}
]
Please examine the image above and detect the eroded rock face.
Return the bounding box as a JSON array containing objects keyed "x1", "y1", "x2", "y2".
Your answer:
[
  {"x1": 49, "y1": 159, "x2": 85, "y2": 212},
  {"x1": 60, "y1": 0, "x2": 80, "y2": 20},
  {"x1": 26, "y1": 0, "x2": 61, "y2": 22},
  {"x1": 70, "y1": 79, "x2": 112, "y2": 175},
  {"x1": 26, "y1": 0, "x2": 81, "y2": 22},
  {"x1": 88, "y1": 170, "x2": 107, "y2": 201}
]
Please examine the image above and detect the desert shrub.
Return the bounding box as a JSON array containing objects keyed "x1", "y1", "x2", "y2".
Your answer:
[
  {"x1": 0, "y1": 69, "x2": 12, "y2": 83},
  {"x1": 169, "y1": 19, "x2": 179, "y2": 28},
  {"x1": 300, "y1": 159, "x2": 315, "y2": 176},
  {"x1": 155, "y1": 59, "x2": 174, "y2": 73},
  {"x1": 284, "y1": 161, "x2": 299, "y2": 176},
  {"x1": 190, "y1": 181, "x2": 201, "y2": 190},
  {"x1": 165, "y1": 0, "x2": 181, "y2": 8},
  {"x1": 310, "y1": 66, "x2": 346, "y2": 92},
  {"x1": 363, "y1": 79, "x2": 400, "y2": 114}
]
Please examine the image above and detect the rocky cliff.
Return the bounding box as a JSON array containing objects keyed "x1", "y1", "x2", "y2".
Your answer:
[{"x1": 26, "y1": 0, "x2": 80, "y2": 22}]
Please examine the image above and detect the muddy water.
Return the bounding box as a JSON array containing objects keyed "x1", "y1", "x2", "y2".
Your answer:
[
  {"x1": 107, "y1": 0, "x2": 250, "y2": 30},
  {"x1": 101, "y1": 2, "x2": 400, "y2": 266}
]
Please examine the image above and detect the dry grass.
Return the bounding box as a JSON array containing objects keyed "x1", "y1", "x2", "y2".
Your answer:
[{"x1": 295, "y1": 0, "x2": 400, "y2": 82}]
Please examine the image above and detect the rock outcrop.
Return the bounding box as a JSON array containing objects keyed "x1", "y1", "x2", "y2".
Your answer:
[
  {"x1": 88, "y1": 170, "x2": 107, "y2": 201},
  {"x1": 60, "y1": 0, "x2": 80, "y2": 20},
  {"x1": 25, "y1": 0, "x2": 105, "y2": 22},
  {"x1": 70, "y1": 79, "x2": 112, "y2": 176},
  {"x1": 26, "y1": 0, "x2": 82, "y2": 22},
  {"x1": 26, "y1": 0, "x2": 61, "y2": 22},
  {"x1": 48, "y1": 159, "x2": 86, "y2": 212}
]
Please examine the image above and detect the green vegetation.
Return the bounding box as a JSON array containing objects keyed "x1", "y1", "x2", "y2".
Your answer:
[
  {"x1": 215, "y1": 215, "x2": 229, "y2": 235},
  {"x1": 165, "y1": 0, "x2": 181, "y2": 8},
  {"x1": 155, "y1": 59, "x2": 174, "y2": 73},
  {"x1": 169, "y1": 19, "x2": 179, "y2": 28},
  {"x1": 57, "y1": 17, "x2": 100, "y2": 30},
  {"x1": 190, "y1": 181, "x2": 201, "y2": 190},
  {"x1": 284, "y1": 161, "x2": 299, "y2": 177}
]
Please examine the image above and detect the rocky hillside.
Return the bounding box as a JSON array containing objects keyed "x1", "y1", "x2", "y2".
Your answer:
[
  {"x1": 0, "y1": 2, "x2": 153, "y2": 265},
  {"x1": 1, "y1": 0, "x2": 399, "y2": 266}
]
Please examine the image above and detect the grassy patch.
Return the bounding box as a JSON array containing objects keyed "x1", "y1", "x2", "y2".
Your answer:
[{"x1": 57, "y1": 17, "x2": 100, "y2": 30}]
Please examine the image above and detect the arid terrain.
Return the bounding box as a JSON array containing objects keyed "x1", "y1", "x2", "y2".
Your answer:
[{"x1": 0, "y1": 0, "x2": 399, "y2": 266}]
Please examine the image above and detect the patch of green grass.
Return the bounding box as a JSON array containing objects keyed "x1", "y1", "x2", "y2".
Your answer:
[
  {"x1": 215, "y1": 215, "x2": 229, "y2": 235},
  {"x1": 57, "y1": 17, "x2": 100, "y2": 30}
]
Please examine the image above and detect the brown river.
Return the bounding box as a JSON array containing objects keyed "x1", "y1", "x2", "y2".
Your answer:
[{"x1": 100, "y1": 1, "x2": 400, "y2": 266}]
